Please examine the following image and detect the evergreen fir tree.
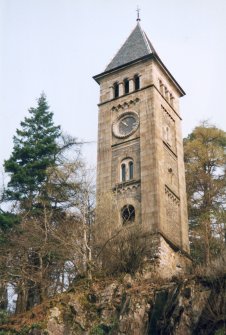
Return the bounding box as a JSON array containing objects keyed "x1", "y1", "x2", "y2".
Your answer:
[{"x1": 4, "y1": 93, "x2": 61, "y2": 209}]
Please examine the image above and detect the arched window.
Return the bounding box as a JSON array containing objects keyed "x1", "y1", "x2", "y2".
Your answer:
[
  {"x1": 159, "y1": 80, "x2": 164, "y2": 94},
  {"x1": 129, "y1": 161, "x2": 133, "y2": 180},
  {"x1": 165, "y1": 126, "x2": 171, "y2": 145},
  {"x1": 121, "y1": 204, "x2": 135, "y2": 224},
  {"x1": 113, "y1": 82, "x2": 119, "y2": 98},
  {"x1": 124, "y1": 78, "x2": 129, "y2": 94},
  {"x1": 164, "y1": 87, "x2": 169, "y2": 100},
  {"x1": 170, "y1": 93, "x2": 174, "y2": 107},
  {"x1": 134, "y1": 75, "x2": 140, "y2": 90},
  {"x1": 121, "y1": 163, "x2": 126, "y2": 182},
  {"x1": 120, "y1": 158, "x2": 134, "y2": 182}
]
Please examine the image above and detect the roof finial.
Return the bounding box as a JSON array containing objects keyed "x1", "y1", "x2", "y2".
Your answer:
[{"x1": 136, "y1": 6, "x2": 141, "y2": 22}]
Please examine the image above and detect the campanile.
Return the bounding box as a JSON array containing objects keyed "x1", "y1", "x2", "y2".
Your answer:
[{"x1": 94, "y1": 20, "x2": 190, "y2": 276}]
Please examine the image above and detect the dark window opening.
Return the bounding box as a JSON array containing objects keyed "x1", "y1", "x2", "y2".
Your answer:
[
  {"x1": 114, "y1": 82, "x2": 119, "y2": 98},
  {"x1": 166, "y1": 126, "x2": 171, "y2": 145},
  {"x1": 121, "y1": 163, "x2": 126, "y2": 182},
  {"x1": 159, "y1": 80, "x2": 164, "y2": 94},
  {"x1": 121, "y1": 205, "x2": 135, "y2": 224},
  {"x1": 170, "y1": 94, "x2": 174, "y2": 106},
  {"x1": 124, "y1": 79, "x2": 129, "y2": 94},
  {"x1": 134, "y1": 75, "x2": 140, "y2": 90},
  {"x1": 166, "y1": 127, "x2": 169, "y2": 141},
  {"x1": 129, "y1": 161, "x2": 133, "y2": 180}
]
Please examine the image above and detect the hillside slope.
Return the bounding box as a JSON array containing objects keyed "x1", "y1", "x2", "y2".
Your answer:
[{"x1": 0, "y1": 274, "x2": 225, "y2": 335}]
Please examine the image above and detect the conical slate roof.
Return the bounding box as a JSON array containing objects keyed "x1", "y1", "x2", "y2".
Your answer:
[
  {"x1": 105, "y1": 22, "x2": 157, "y2": 72},
  {"x1": 93, "y1": 22, "x2": 185, "y2": 96}
]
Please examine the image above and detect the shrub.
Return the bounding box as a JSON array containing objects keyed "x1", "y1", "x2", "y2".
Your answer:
[
  {"x1": 102, "y1": 226, "x2": 149, "y2": 275},
  {"x1": 0, "y1": 309, "x2": 9, "y2": 325}
]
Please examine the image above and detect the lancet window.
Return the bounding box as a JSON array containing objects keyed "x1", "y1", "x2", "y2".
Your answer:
[
  {"x1": 113, "y1": 82, "x2": 119, "y2": 98},
  {"x1": 120, "y1": 158, "x2": 134, "y2": 182},
  {"x1": 134, "y1": 75, "x2": 140, "y2": 90},
  {"x1": 124, "y1": 78, "x2": 129, "y2": 94}
]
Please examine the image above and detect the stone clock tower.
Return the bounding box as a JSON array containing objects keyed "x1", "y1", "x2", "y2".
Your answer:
[{"x1": 93, "y1": 21, "x2": 190, "y2": 276}]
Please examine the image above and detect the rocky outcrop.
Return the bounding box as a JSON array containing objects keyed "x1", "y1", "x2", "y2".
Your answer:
[{"x1": 1, "y1": 274, "x2": 225, "y2": 335}]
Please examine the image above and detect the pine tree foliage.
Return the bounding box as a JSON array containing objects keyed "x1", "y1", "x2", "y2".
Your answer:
[
  {"x1": 0, "y1": 210, "x2": 20, "y2": 232},
  {"x1": 1, "y1": 94, "x2": 95, "y2": 313},
  {"x1": 4, "y1": 94, "x2": 61, "y2": 208}
]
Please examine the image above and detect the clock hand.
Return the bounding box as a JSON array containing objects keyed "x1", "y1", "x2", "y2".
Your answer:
[{"x1": 122, "y1": 121, "x2": 128, "y2": 126}]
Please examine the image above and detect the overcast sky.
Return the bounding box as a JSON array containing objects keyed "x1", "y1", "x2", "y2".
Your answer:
[{"x1": 1, "y1": 0, "x2": 226, "y2": 180}]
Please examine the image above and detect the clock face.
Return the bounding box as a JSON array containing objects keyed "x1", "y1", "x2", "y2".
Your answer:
[{"x1": 113, "y1": 112, "x2": 139, "y2": 138}]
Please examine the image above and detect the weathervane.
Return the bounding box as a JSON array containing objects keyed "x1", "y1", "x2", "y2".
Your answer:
[{"x1": 136, "y1": 6, "x2": 141, "y2": 21}]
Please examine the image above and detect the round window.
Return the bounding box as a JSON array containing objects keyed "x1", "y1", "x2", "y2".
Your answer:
[{"x1": 121, "y1": 205, "x2": 135, "y2": 224}]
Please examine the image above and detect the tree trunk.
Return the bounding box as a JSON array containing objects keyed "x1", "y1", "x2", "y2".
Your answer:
[
  {"x1": 0, "y1": 283, "x2": 8, "y2": 310},
  {"x1": 15, "y1": 281, "x2": 28, "y2": 314},
  {"x1": 204, "y1": 217, "x2": 211, "y2": 266},
  {"x1": 82, "y1": 202, "x2": 92, "y2": 281}
]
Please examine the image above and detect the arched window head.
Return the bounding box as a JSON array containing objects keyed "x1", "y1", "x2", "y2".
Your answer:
[
  {"x1": 121, "y1": 163, "x2": 126, "y2": 182},
  {"x1": 124, "y1": 78, "x2": 129, "y2": 94},
  {"x1": 120, "y1": 158, "x2": 134, "y2": 182},
  {"x1": 129, "y1": 161, "x2": 134, "y2": 180},
  {"x1": 121, "y1": 204, "x2": 135, "y2": 224},
  {"x1": 134, "y1": 75, "x2": 140, "y2": 90},
  {"x1": 113, "y1": 82, "x2": 119, "y2": 98}
]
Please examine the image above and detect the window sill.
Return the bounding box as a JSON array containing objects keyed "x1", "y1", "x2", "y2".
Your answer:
[{"x1": 113, "y1": 179, "x2": 141, "y2": 191}]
